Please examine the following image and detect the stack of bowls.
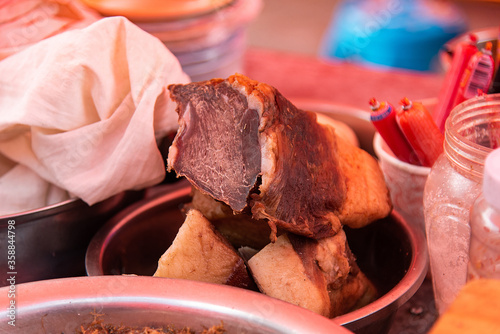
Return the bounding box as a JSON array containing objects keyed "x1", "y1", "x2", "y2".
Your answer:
[{"x1": 81, "y1": 0, "x2": 262, "y2": 81}]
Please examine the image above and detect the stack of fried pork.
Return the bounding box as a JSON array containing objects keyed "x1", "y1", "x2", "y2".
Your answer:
[{"x1": 153, "y1": 74, "x2": 392, "y2": 318}]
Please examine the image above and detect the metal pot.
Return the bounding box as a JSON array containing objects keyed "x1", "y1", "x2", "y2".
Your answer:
[
  {"x1": 85, "y1": 106, "x2": 428, "y2": 334},
  {"x1": 0, "y1": 275, "x2": 353, "y2": 333},
  {"x1": 0, "y1": 191, "x2": 142, "y2": 286},
  {"x1": 86, "y1": 180, "x2": 428, "y2": 334}
]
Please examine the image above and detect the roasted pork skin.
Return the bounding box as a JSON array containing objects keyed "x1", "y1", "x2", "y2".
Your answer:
[{"x1": 167, "y1": 74, "x2": 391, "y2": 239}]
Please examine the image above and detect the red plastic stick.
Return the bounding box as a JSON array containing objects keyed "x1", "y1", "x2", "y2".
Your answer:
[
  {"x1": 396, "y1": 98, "x2": 444, "y2": 167},
  {"x1": 433, "y1": 34, "x2": 478, "y2": 133}
]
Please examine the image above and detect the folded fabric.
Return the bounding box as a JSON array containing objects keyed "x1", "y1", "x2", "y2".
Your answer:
[{"x1": 0, "y1": 16, "x2": 190, "y2": 215}]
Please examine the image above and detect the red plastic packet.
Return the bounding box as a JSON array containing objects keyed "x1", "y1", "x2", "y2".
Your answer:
[
  {"x1": 433, "y1": 34, "x2": 478, "y2": 133},
  {"x1": 369, "y1": 98, "x2": 419, "y2": 165},
  {"x1": 396, "y1": 98, "x2": 444, "y2": 167},
  {"x1": 454, "y1": 42, "x2": 495, "y2": 107}
]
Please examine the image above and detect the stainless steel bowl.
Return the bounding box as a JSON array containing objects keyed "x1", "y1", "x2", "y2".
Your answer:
[
  {"x1": 0, "y1": 275, "x2": 353, "y2": 334},
  {"x1": 0, "y1": 191, "x2": 141, "y2": 286},
  {"x1": 86, "y1": 106, "x2": 428, "y2": 333},
  {"x1": 86, "y1": 181, "x2": 428, "y2": 334}
]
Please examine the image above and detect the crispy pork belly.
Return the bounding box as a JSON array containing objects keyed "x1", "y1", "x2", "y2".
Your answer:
[
  {"x1": 153, "y1": 209, "x2": 255, "y2": 289},
  {"x1": 335, "y1": 135, "x2": 392, "y2": 228},
  {"x1": 247, "y1": 229, "x2": 377, "y2": 318},
  {"x1": 167, "y1": 74, "x2": 391, "y2": 239}
]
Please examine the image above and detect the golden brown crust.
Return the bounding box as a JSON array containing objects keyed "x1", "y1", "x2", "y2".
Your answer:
[
  {"x1": 247, "y1": 233, "x2": 332, "y2": 317},
  {"x1": 336, "y1": 135, "x2": 393, "y2": 228},
  {"x1": 153, "y1": 209, "x2": 254, "y2": 290},
  {"x1": 247, "y1": 229, "x2": 377, "y2": 318}
]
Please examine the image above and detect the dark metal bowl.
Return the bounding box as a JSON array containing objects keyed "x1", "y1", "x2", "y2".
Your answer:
[
  {"x1": 0, "y1": 275, "x2": 353, "y2": 334},
  {"x1": 86, "y1": 180, "x2": 428, "y2": 334}
]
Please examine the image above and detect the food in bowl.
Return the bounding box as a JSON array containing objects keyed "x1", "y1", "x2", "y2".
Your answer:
[
  {"x1": 86, "y1": 184, "x2": 427, "y2": 333},
  {"x1": 154, "y1": 209, "x2": 256, "y2": 290},
  {"x1": 78, "y1": 313, "x2": 225, "y2": 334},
  {"x1": 149, "y1": 74, "x2": 392, "y2": 318}
]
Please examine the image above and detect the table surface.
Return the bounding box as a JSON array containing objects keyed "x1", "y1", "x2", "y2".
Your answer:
[
  {"x1": 388, "y1": 277, "x2": 438, "y2": 334},
  {"x1": 243, "y1": 48, "x2": 442, "y2": 333},
  {"x1": 243, "y1": 48, "x2": 444, "y2": 111}
]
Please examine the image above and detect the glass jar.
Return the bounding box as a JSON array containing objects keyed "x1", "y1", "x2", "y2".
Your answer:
[
  {"x1": 468, "y1": 148, "x2": 500, "y2": 280},
  {"x1": 423, "y1": 93, "x2": 500, "y2": 314}
]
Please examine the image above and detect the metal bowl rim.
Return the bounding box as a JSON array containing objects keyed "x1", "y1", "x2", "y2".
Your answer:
[
  {"x1": 0, "y1": 275, "x2": 352, "y2": 334},
  {"x1": 85, "y1": 180, "x2": 192, "y2": 276},
  {"x1": 0, "y1": 190, "x2": 132, "y2": 223},
  {"x1": 333, "y1": 210, "x2": 428, "y2": 328},
  {"x1": 0, "y1": 197, "x2": 82, "y2": 220}
]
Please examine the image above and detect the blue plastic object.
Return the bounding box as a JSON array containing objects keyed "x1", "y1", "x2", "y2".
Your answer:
[{"x1": 320, "y1": 0, "x2": 468, "y2": 71}]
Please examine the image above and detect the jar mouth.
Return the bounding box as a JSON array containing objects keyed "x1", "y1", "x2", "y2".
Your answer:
[{"x1": 444, "y1": 93, "x2": 500, "y2": 182}]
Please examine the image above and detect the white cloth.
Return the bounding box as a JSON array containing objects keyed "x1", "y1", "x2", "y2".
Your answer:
[{"x1": 0, "y1": 16, "x2": 190, "y2": 215}]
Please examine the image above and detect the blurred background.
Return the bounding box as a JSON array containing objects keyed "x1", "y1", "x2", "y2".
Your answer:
[
  {"x1": 247, "y1": 0, "x2": 500, "y2": 57},
  {"x1": 2, "y1": 0, "x2": 499, "y2": 75}
]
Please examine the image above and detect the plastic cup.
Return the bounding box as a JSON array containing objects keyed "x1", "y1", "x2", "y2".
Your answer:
[{"x1": 373, "y1": 132, "x2": 431, "y2": 233}]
